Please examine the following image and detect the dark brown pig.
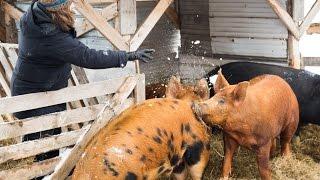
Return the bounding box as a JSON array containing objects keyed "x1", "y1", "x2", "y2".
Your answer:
[
  {"x1": 192, "y1": 71, "x2": 299, "y2": 180},
  {"x1": 72, "y1": 76, "x2": 211, "y2": 180}
]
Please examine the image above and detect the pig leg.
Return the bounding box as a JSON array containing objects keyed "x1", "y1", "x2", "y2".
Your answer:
[
  {"x1": 256, "y1": 141, "x2": 272, "y2": 180},
  {"x1": 280, "y1": 129, "x2": 294, "y2": 156},
  {"x1": 188, "y1": 148, "x2": 210, "y2": 180},
  {"x1": 280, "y1": 114, "x2": 298, "y2": 156},
  {"x1": 222, "y1": 134, "x2": 239, "y2": 178},
  {"x1": 269, "y1": 138, "x2": 276, "y2": 157},
  {"x1": 173, "y1": 161, "x2": 187, "y2": 180}
]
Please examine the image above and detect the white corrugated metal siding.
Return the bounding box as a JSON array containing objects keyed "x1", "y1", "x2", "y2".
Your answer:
[{"x1": 209, "y1": 0, "x2": 288, "y2": 58}]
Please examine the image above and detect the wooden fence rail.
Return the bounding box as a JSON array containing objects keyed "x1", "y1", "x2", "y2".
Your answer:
[{"x1": 0, "y1": 73, "x2": 144, "y2": 179}]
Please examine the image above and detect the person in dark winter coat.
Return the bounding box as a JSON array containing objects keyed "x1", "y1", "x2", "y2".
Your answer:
[{"x1": 10, "y1": 0, "x2": 155, "y2": 160}]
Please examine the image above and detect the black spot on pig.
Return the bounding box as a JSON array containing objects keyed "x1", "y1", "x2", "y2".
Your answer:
[
  {"x1": 167, "y1": 139, "x2": 174, "y2": 151},
  {"x1": 170, "y1": 154, "x2": 180, "y2": 166},
  {"x1": 180, "y1": 124, "x2": 184, "y2": 135},
  {"x1": 148, "y1": 147, "x2": 154, "y2": 153},
  {"x1": 153, "y1": 136, "x2": 162, "y2": 144},
  {"x1": 184, "y1": 123, "x2": 191, "y2": 132},
  {"x1": 163, "y1": 129, "x2": 168, "y2": 137},
  {"x1": 126, "y1": 149, "x2": 133, "y2": 155},
  {"x1": 173, "y1": 161, "x2": 186, "y2": 174},
  {"x1": 140, "y1": 155, "x2": 147, "y2": 162},
  {"x1": 137, "y1": 127, "x2": 143, "y2": 133},
  {"x1": 191, "y1": 133, "x2": 197, "y2": 139},
  {"x1": 125, "y1": 172, "x2": 137, "y2": 180},
  {"x1": 157, "y1": 128, "x2": 162, "y2": 137},
  {"x1": 184, "y1": 141, "x2": 204, "y2": 166}
]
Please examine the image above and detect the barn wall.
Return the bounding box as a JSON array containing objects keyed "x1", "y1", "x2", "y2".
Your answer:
[
  {"x1": 179, "y1": 0, "x2": 289, "y2": 60},
  {"x1": 14, "y1": 2, "x2": 180, "y2": 84},
  {"x1": 209, "y1": 0, "x2": 288, "y2": 59},
  {"x1": 178, "y1": 0, "x2": 212, "y2": 56}
]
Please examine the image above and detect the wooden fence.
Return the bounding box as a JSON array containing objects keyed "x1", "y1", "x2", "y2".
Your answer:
[
  {"x1": 0, "y1": 43, "x2": 100, "y2": 131},
  {"x1": 0, "y1": 71, "x2": 145, "y2": 179},
  {"x1": 0, "y1": 42, "x2": 145, "y2": 179}
]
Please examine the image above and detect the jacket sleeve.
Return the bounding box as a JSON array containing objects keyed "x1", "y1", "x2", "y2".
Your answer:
[{"x1": 55, "y1": 35, "x2": 128, "y2": 69}]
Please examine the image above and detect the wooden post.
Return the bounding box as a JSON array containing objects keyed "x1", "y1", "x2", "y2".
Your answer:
[
  {"x1": 3, "y1": 1, "x2": 19, "y2": 43},
  {"x1": 73, "y1": 0, "x2": 129, "y2": 51},
  {"x1": 130, "y1": 0, "x2": 174, "y2": 51},
  {"x1": 75, "y1": 3, "x2": 118, "y2": 37},
  {"x1": 267, "y1": 0, "x2": 300, "y2": 40},
  {"x1": 288, "y1": 0, "x2": 302, "y2": 69},
  {"x1": 119, "y1": 0, "x2": 137, "y2": 35},
  {"x1": 134, "y1": 73, "x2": 145, "y2": 103}
]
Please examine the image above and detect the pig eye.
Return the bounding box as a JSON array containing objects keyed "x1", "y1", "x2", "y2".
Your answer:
[{"x1": 218, "y1": 99, "x2": 225, "y2": 104}]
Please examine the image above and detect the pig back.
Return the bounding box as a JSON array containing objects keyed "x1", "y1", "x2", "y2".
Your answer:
[
  {"x1": 244, "y1": 75, "x2": 299, "y2": 129},
  {"x1": 73, "y1": 98, "x2": 210, "y2": 179}
]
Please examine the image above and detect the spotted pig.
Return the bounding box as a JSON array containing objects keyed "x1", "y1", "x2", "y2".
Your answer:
[
  {"x1": 72, "y1": 77, "x2": 211, "y2": 180},
  {"x1": 193, "y1": 71, "x2": 299, "y2": 180}
]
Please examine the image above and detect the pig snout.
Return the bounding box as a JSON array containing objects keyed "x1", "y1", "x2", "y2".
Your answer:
[{"x1": 192, "y1": 102, "x2": 210, "y2": 123}]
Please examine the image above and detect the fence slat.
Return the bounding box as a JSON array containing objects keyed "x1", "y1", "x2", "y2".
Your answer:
[
  {"x1": 0, "y1": 128, "x2": 86, "y2": 164},
  {"x1": 0, "y1": 98, "x2": 134, "y2": 140},
  {"x1": 0, "y1": 76, "x2": 137, "y2": 114},
  {"x1": 0, "y1": 157, "x2": 60, "y2": 180}
]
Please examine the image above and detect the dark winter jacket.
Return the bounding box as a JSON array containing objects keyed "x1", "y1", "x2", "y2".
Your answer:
[{"x1": 11, "y1": 1, "x2": 128, "y2": 119}]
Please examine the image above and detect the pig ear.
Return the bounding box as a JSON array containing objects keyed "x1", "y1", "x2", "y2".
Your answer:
[
  {"x1": 166, "y1": 76, "x2": 182, "y2": 98},
  {"x1": 195, "y1": 78, "x2": 210, "y2": 100},
  {"x1": 232, "y1": 81, "x2": 249, "y2": 105},
  {"x1": 214, "y1": 69, "x2": 229, "y2": 93}
]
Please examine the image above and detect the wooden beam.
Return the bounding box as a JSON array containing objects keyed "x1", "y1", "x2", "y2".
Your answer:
[
  {"x1": 0, "y1": 157, "x2": 60, "y2": 179},
  {"x1": 299, "y1": 0, "x2": 320, "y2": 36},
  {"x1": 0, "y1": 128, "x2": 86, "y2": 164},
  {"x1": 73, "y1": 0, "x2": 129, "y2": 51},
  {"x1": 5, "y1": 46, "x2": 18, "y2": 66},
  {"x1": 0, "y1": 104, "x2": 101, "y2": 140},
  {"x1": 267, "y1": 0, "x2": 300, "y2": 40},
  {"x1": 0, "y1": 47, "x2": 13, "y2": 77},
  {"x1": 130, "y1": 0, "x2": 174, "y2": 51},
  {"x1": 3, "y1": 1, "x2": 23, "y2": 21},
  {"x1": 119, "y1": 0, "x2": 137, "y2": 35},
  {"x1": 71, "y1": 66, "x2": 99, "y2": 105},
  {"x1": 288, "y1": 0, "x2": 301, "y2": 69},
  {"x1": 164, "y1": 5, "x2": 180, "y2": 29},
  {"x1": 0, "y1": 43, "x2": 18, "y2": 49},
  {"x1": 0, "y1": 62, "x2": 11, "y2": 96},
  {"x1": 0, "y1": 76, "x2": 136, "y2": 114},
  {"x1": 47, "y1": 76, "x2": 138, "y2": 180},
  {"x1": 75, "y1": 3, "x2": 118, "y2": 37},
  {"x1": 134, "y1": 73, "x2": 145, "y2": 103},
  {"x1": 0, "y1": 99, "x2": 133, "y2": 140}
]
